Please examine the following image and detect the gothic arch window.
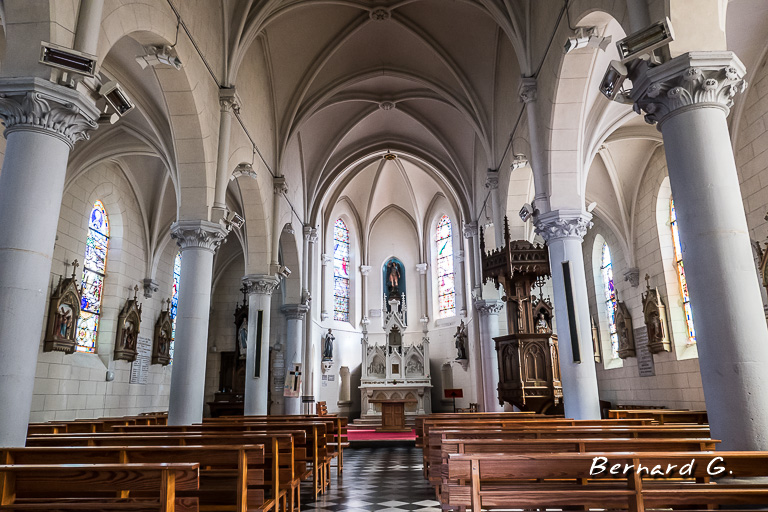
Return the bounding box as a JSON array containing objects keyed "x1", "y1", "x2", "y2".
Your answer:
[
  {"x1": 170, "y1": 252, "x2": 182, "y2": 360},
  {"x1": 76, "y1": 200, "x2": 110, "y2": 353},
  {"x1": 436, "y1": 215, "x2": 456, "y2": 318},
  {"x1": 670, "y1": 198, "x2": 696, "y2": 344},
  {"x1": 600, "y1": 242, "x2": 619, "y2": 359},
  {"x1": 333, "y1": 218, "x2": 350, "y2": 322}
]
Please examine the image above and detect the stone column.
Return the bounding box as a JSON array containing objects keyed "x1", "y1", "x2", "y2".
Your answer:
[
  {"x1": 486, "y1": 170, "x2": 503, "y2": 246},
  {"x1": 212, "y1": 89, "x2": 238, "y2": 221},
  {"x1": 320, "y1": 253, "x2": 332, "y2": 321},
  {"x1": 631, "y1": 52, "x2": 768, "y2": 450},
  {"x1": 416, "y1": 263, "x2": 429, "y2": 325},
  {"x1": 73, "y1": 0, "x2": 105, "y2": 55},
  {"x1": 534, "y1": 210, "x2": 601, "y2": 420},
  {"x1": 462, "y1": 221, "x2": 481, "y2": 298},
  {"x1": 242, "y1": 274, "x2": 280, "y2": 415},
  {"x1": 518, "y1": 78, "x2": 550, "y2": 211},
  {"x1": 270, "y1": 177, "x2": 287, "y2": 271},
  {"x1": 281, "y1": 303, "x2": 309, "y2": 415},
  {"x1": 167, "y1": 221, "x2": 227, "y2": 425},
  {"x1": 360, "y1": 265, "x2": 372, "y2": 329},
  {"x1": 303, "y1": 227, "x2": 318, "y2": 400},
  {"x1": 0, "y1": 79, "x2": 98, "y2": 447},
  {"x1": 474, "y1": 300, "x2": 505, "y2": 412}
]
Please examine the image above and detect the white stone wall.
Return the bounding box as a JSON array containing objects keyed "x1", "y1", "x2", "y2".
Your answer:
[{"x1": 31, "y1": 162, "x2": 174, "y2": 422}]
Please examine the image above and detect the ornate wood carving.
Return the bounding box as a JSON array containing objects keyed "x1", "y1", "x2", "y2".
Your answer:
[
  {"x1": 642, "y1": 274, "x2": 672, "y2": 353},
  {"x1": 152, "y1": 298, "x2": 172, "y2": 365},
  {"x1": 615, "y1": 298, "x2": 636, "y2": 359},
  {"x1": 114, "y1": 285, "x2": 143, "y2": 362},
  {"x1": 481, "y1": 217, "x2": 562, "y2": 413},
  {"x1": 44, "y1": 260, "x2": 82, "y2": 354}
]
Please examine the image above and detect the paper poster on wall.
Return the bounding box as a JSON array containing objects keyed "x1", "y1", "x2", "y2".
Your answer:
[
  {"x1": 129, "y1": 335, "x2": 152, "y2": 384},
  {"x1": 284, "y1": 363, "x2": 302, "y2": 398}
]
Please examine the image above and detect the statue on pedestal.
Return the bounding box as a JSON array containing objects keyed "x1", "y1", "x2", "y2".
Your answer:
[
  {"x1": 454, "y1": 320, "x2": 468, "y2": 360},
  {"x1": 323, "y1": 328, "x2": 334, "y2": 360}
]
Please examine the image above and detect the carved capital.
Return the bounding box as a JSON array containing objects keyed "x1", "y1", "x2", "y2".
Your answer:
[
  {"x1": 171, "y1": 220, "x2": 228, "y2": 252},
  {"x1": 142, "y1": 278, "x2": 159, "y2": 299},
  {"x1": 463, "y1": 221, "x2": 478, "y2": 239},
  {"x1": 416, "y1": 263, "x2": 428, "y2": 275},
  {"x1": 243, "y1": 274, "x2": 280, "y2": 296},
  {"x1": 533, "y1": 210, "x2": 593, "y2": 243},
  {"x1": 281, "y1": 303, "x2": 310, "y2": 320},
  {"x1": 321, "y1": 253, "x2": 332, "y2": 266},
  {"x1": 273, "y1": 176, "x2": 288, "y2": 195},
  {"x1": 518, "y1": 77, "x2": 538, "y2": 103},
  {"x1": 630, "y1": 51, "x2": 747, "y2": 127},
  {"x1": 303, "y1": 224, "x2": 318, "y2": 243},
  {"x1": 0, "y1": 78, "x2": 99, "y2": 148},
  {"x1": 474, "y1": 299, "x2": 504, "y2": 315},
  {"x1": 360, "y1": 265, "x2": 372, "y2": 276},
  {"x1": 219, "y1": 87, "x2": 239, "y2": 113},
  {"x1": 485, "y1": 169, "x2": 499, "y2": 190},
  {"x1": 623, "y1": 267, "x2": 640, "y2": 287}
]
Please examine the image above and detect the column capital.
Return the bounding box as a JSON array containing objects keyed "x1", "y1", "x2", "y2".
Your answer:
[
  {"x1": 485, "y1": 169, "x2": 499, "y2": 190},
  {"x1": 303, "y1": 225, "x2": 318, "y2": 243},
  {"x1": 171, "y1": 220, "x2": 228, "y2": 253},
  {"x1": 518, "y1": 77, "x2": 537, "y2": 103},
  {"x1": 623, "y1": 267, "x2": 640, "y2": 287},
  {"x1": 281, "y1": 303, "x2": 310, "y2": 319},
  {"x1": 360, "y1": 265, "x2": 372, "y2": 275},
  {"x1": 416, "y1": 263, "x2": 428, "y2": 275},
  {"x1": 0, "y1": 77, "x2": 99, "y2": 148},
  {"x1": 463, "y1": 221, "x2": 478, "y2": 239},
  {"x1": 630, "y1": 51, "x2": 747, "y2": 127},
  {"x1": 474, "y1": 299, "x2": 504, "y2": 315},
  {"x1": 321, "y1": 253, "x2": 332, "y2": 265},
  {"x1": 219, "y1": 87, "x2": 240, "y2": 113},
  {"x1": 142, "y1": 278, "x2": 159, "y2": 299},
  {"x1": 242, "y1": 274, "x2": 280, "y2": 296},
  {"x1": 534, "y1": 210, "x2": 593, "y2": 243},
  {"x1": 273, "y1": 176, "x2": 288, "y2": 195}
]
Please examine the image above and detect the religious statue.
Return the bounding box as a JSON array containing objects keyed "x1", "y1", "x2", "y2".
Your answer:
[
  {"x1": 535, "y1": 312, "x2": 550, "y2": 334},
  {"x1": 386, "y1": 260, "x2": 401, "y2": 296},
  {"x1": 454, "y1": 320, "x2": 468, "y2": 360},
  {"x1": 123, "y1": 320, "x2": 137, "y2": 351},
  {"x1": 56, "y1": 305, "x2": 74, "y2": 338},
  {"x1": 114, "y1": 285, "x2": 143, "y2": 362},
  {"x1": 238, "y1": 319, "x2": 248, "y2": 359},
  {"x1": 642, "y1": 274, "x2": 672, "y2": 353},
  {"x1": 152, "y1": 298, "x2": 173, "y2": 365},
  {"x1": 323, "y1": 328, "x2": 334, "y2": 360},
  {"x1": 44, "y1": 260, "x2": 82, "y2": 354}
]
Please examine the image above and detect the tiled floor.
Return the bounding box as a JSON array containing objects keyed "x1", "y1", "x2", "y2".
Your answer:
[{"x1": 303, "y1": 445, "x2": 441, "y2": 512}]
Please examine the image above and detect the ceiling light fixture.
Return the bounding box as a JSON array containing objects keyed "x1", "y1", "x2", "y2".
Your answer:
[
  {"x1": 136, "y1": 45, "x2": 183, "y2": 70},
  {"x1": 616, "y1": 18, "x2": 674, "y2": 63},
  {"x1": 511, "y1": 154, "x2": 529, "y2": 170},
  {"x1": 564, "y1": 27, "x2": 612, "y2": 54}
]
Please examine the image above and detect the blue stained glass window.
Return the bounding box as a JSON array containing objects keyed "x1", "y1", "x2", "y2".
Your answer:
[
  {"x1": 436, "y1": 215, "x2": 456, "y2": 318},
  {"x1": 333, "y1": 219, "x2": 350, "y2": 322},
  {"x1": 76, "y1": 201, "x2": 110, "y2": 353},
  {"x1": 170, "y1": 252, "x2": 181, "y2": 361},
  {"x1": 671, "y1": 198, "x2": 696, "y2": 344},
  {"x1": 600, "y1": 243, "x2": 619, "y2": 359}
]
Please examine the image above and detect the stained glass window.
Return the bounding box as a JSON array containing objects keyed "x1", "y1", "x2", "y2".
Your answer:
[
  {"x1": 671, "y1": 198, "x2": 696, "y2": 344},
  {"x1": 170, "y1": 252, "x2": 181, "y2": 361},
  {"x1": 333, "y1": 219, "x2": 350, "y2": 322},
  {"x1": 600, "y1": 243, "x2": 619, "y2": 359},
  {"x1": 436, "y1": 215, "x2": 456, "y2": 318},
  {"x1": 76, "y1": 200, "x2": 110, "y2": 353}
]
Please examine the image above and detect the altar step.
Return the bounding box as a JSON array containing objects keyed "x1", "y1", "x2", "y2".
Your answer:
[{"x1": 349, "y1": 417, "x2": 416, "y2": 429}]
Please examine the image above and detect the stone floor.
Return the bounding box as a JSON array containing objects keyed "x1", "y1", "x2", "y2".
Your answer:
[{"x1": 303, "y1": 445, "x2": 441, "y2": 512}]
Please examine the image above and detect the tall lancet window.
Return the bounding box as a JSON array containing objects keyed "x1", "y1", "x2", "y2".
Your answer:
[
  {"x1": 333, "y1": 219, "x2": 350, "y2": 322},
  {"x1": 170, "y1": 252, "x2": 182, "y2": 360},
  {"x1": 670, "y1": 198, "x2": 696, "y2": 344},
  {"x1": 436, "y1": 215, "x2": 456, "y2": 318},
  {"x1": 76, "y1": 200, "x2": 110, "y2": 353},
  {"x1": 600, "y1": 242, "x2": 619, "y2": 359}
]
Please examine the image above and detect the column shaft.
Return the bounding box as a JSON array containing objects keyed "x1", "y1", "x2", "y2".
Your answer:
[
  {"x1": 168, "y1": 221, "x2": 226, "y2": 425},
  {"x1": 243, "y1": 275, "x2": 280, "y2": 415},
  {"x1": 282, "y1": 304, "x2": 308, "y2": 415},
  {"x1": 475, "y1": 300, "x2": 504, "y2": 412},
  {"x1": 73, "y1": 0, "x2": 105, "y2": 55},
  {"x1": 213, "y1": 90, "x2": 238, "y2": 215}
]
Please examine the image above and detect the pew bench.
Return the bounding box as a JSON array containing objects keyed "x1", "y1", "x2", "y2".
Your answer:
[
  {"x1": 446, "y1": 451, "x2": 768, "y2": 511},
  {"x1": 0, "y1": 463, "x2": 199, "y2": 512}
]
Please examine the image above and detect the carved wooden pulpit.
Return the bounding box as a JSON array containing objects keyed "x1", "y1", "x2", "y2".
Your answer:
[{"x1": 481, "y1": 218, "x2": 563, "y2": 414}]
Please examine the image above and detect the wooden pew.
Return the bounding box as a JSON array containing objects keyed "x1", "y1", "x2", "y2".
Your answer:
[
  {"x1": 415, "y1": 412, "x2": 543, "y2": 447},
  {"x1": 0, "y1": 462, "x2": 198, "y2": 511},
  {"x1": 2, "y1": 445, "x2": 269, "y2": 512},
  {"x1": 446, "y1": 451, "x2": 768, "y2": 511},
  {"x1": 609, "y1": 408, "x2": 709, "y2": 424},
  {"x1": 25, "y1": 433, "x2": 297, "y2": 512}
]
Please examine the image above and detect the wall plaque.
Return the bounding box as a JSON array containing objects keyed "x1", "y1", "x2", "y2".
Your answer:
[
  {"x1": 129, "y1": 335, "x2": 152, "y2": 384},
  {"x1": 634, "y1": 327, "x2": 655, "y2": 377}
]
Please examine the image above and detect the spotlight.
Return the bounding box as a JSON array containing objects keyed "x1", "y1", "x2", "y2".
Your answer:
[
  {"x1": 223, "y1": 211, "x2": 244, "y2": 230},
  {"x1": 230, "y1": 162, "x2": 257, "y2": 181},
  {"x1": 99, "y1": 81, "x2": 134, "y2": 116},
  {"x1": 564, "y1": 28, "x2": 611, "y2": 54},
  {"x1": 278, "y1": 265, "x2": 292, "y2": 278},
  {"x1": 616, "y1": 18, "x2": 674, "y2": 63},
  {"x1": 519, "y1": 203, "x2": 535, "y2": 222},
  {"x1": 40, "y1": 42, "x2": 96, "y2": 77},
  {"x1": 599, "y1": 60, "x2": 629, "y2": 101},
  {"x1": 136, "y1": 45, "x2": 182, "y2": 70},
  {"x1": 511, "y1": 154, "x2": 529, "y2": 171}
]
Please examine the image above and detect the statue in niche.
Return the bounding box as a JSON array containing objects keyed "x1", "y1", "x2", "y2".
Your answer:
[
  {"x1": 323, "y1": 328, "x2": 334, "y2": 360},
  {"x1": 535, "y1": 311, "x2": 550, "y2": 334},
  {"x1": 238, "y1": 318, "x2": 248, "y2": 359},
  {"x1": 44, "y1": 260, "x2": 82, "y2": 354},
  {"x1": 56, "y1": 305, "x2": 74, "y2": 338},
  {"x1": 386, "y1": 260, "x2": 401, "y2": 297},
  {"x1": 152, "y1": 299, "x2": 172, "y2": 365},
  {"x1": 114, "y1": 285, "x2": 143, "y2": 362},
  {"x1": 454, "y1": 320, "x2": 468, "y2": 360},
  {"x1": 123, "y1": 320, "x2": 137, "y2": 351}
]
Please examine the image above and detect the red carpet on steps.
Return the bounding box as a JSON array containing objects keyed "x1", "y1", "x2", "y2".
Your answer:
[{"x1": 347, "y1": 428, "x2": 416, "y2": 441}]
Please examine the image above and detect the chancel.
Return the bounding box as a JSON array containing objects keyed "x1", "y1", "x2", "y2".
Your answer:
[{"x1": 1, "y1": 0, "x2": 768, "y2": 510}]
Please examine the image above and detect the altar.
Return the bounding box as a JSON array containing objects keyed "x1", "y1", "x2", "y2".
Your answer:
[{"x1": 359, "y1": 295, "x2": 432, "y2": 423}]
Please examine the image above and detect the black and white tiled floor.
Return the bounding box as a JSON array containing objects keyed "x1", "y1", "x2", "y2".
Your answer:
[{"x1": 303, "y1": 446, "x2": 441, "y2": 512}]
